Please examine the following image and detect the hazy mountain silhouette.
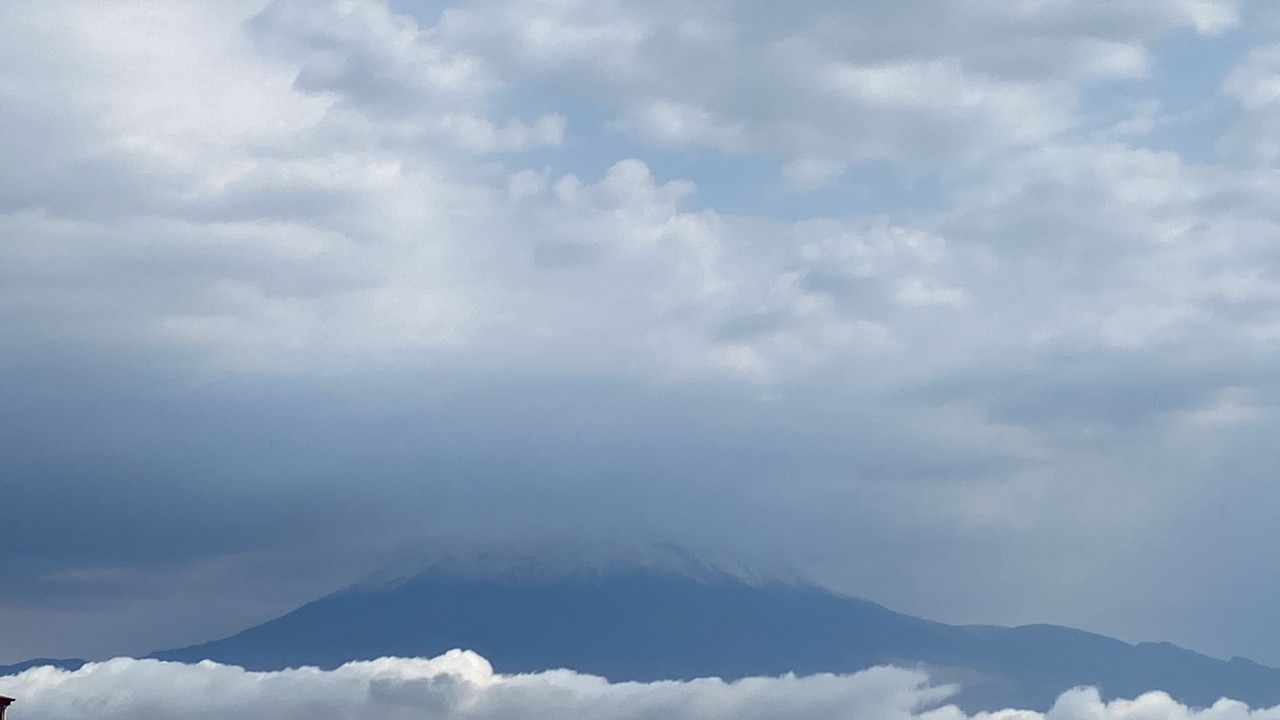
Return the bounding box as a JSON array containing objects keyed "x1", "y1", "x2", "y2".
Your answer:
[
  {"x1": 145, "y1": 557, "x2": 1280, "y2": 712},
  {"x1": 0, "y1": 658, "x2": 86, "y2": 676}
]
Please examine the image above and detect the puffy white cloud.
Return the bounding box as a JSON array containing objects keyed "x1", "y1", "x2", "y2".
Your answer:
[
  {"x1": 4, "y1": 653, "x2": 1278, "y2": 720},
  {"x1": 0, "y1": 0, "x2": 1256, "y2": 381},
  {"x1": 1, "y1": 0, "x2": 984, "y2": 378}
]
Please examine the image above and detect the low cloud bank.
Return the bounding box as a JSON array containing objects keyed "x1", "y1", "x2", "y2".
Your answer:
[{"x1": 1, "y1": 651, "x2": 1276, "y2": 720}]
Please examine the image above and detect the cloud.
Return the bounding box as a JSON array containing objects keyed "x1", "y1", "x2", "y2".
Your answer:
[
  {"x1": 0, "y1": 0, "x2": 982, "y2": 379},
  {"x1": 0, "y1": 0, "x2": 1255, "y2": 383},
  {"x1": 429, "y1": 0, "x2": 1236, "y2": 167},
  {"x1": 781, "y1": 158, "x2": 848, "y2": 190},
  {"x1": 5, "y1": 653, "x2": 1278, "y2": 720}
]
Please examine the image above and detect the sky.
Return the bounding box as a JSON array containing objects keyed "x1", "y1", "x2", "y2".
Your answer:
[{"x1": 4, "y1": 0, "x2": 1280, "y2": 669}]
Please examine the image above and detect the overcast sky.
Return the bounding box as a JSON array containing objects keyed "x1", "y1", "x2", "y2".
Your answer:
[{"x1": 4, "y1": 0, "x2": 1280, "y2": 667}]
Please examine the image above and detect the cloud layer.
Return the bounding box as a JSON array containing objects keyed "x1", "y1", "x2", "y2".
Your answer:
[{"x1": 4, "y1": 653, "x2": 1277, "y2": 720}]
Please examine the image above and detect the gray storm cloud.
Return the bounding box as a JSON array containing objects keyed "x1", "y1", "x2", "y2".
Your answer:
[{"x1": 4, "y1": 653, "x2": 1274, "y2": 720}]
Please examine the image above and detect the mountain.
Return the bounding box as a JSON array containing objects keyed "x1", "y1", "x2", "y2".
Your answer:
[
  {"x1": 0, "y1": 658, "x2": 86, "y2": 676},
  {"x1": 147, "y1": 559, "x2": 1280, "y2": 712}
]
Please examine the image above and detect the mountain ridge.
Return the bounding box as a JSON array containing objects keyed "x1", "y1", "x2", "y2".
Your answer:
[{"x1": 139, "y1": 557, "x2": 1280, "y2": 712}]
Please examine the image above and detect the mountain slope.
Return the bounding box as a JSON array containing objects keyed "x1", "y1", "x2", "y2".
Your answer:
[{"x1": 149, "y1": 562, "x2": 1280, "y2": 712}]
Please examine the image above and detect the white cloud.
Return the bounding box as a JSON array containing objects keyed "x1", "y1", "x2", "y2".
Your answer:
[
  {"x1": 1222, "y1": 44, "x2": 1280, "y2": 162},
  {"x1": 619, "y1": 100, "x2": 748, "y2": 153},
  {"x1": 4, "y1": 654, "x2": 1278, "y2": 720},
  {"x1": 781, "y1": 158, "x2": 848, "y2": 190},
  {"x1": 427, "y1": 0, "x2": 1235, "y2": 169},
  {"x1": 0, "y1": 0, "x2": 1254, "y2": 380}
]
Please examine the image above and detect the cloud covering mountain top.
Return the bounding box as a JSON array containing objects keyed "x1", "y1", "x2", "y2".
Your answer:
[{"x1": 3, "y1": 653, "x2": 1277, "y2": 720}]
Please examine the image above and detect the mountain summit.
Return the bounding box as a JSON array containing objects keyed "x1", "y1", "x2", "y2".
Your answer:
[{"x1": 148, "y1": 556, "x2": 1280, "y2": 712}]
